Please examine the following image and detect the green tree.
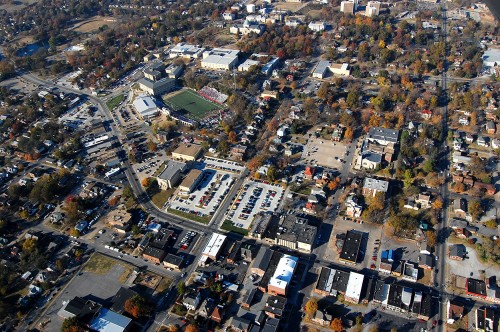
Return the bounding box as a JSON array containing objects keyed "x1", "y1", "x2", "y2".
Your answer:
[
  {"x1": 267, "y1": 166, "x2": 277, "y2": 182},
  {"x1": 177, "y1": 282, "x2": 186, "y2": 296},
  {"x1": 22, "y1": 238, "x2": 38, "y2": 253},
  {"x1": 346, "y1": 90, "x2": 360, "y2": 108},
  {"x1": 469, "y1": 200, "x2": 484, "y2": 221},
  {"x1": 403, "y1": 169, "x2": 414, "y2": 187},
  {"x1": 62, "y1": 317, "x2": 85, "y2": 332}
]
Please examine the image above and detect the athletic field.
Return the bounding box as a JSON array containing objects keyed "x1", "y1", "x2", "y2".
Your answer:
[{"x1": 163, "y1": 89, "x2": 222, "y2": 120}]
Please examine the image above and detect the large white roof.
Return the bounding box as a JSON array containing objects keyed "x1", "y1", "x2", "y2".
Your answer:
[
  {"x1": 268, "y1": 254, "x2": 298, "y2": 290},
  {"x1": 202, "y1": 233, "x2": 227, "y2": 258},
  {"x1": 133, "y1": 95, "x2": 157, "y2": 116},
  {"x1": 89, "y1": 309, "x2": 131, "y2": 332},
  {"x1": 345, "y1": 272, "x2": 364, "y2": 302}
]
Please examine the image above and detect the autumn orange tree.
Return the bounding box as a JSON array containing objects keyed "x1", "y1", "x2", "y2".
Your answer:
[
  {"x1": 185, "y1": 324, "x2": 198, "y2": 332},
  {"x1": 124, "y1": 295, "x2": 153, "y2": 319},
  {"x1": 330, "y1": 317, "x2": 343, "y2": 332}
]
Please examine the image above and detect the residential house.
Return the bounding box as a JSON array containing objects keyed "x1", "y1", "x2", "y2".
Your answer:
[
  {"x1": 447, "y1": 300, "x2": 464, "y2": 324},
  {"x1": 199, "y1": 298, "x2": 216, "y2": 318},
  {"x1": 211, "y1": 305, "x2": 223, "y2": 323},
  {"x1": 476, "y1": 307, "x2": 495, "y2": 332},
  {"x1": 345, "y1": 194, "x2": 362, "y2": 218},
  {"x1": 421, "y1": 109, "x2": 433, "y2": 120},
  {"x1": 415, "y1": 194, "x2": 431, "y2": 208},
  {"x1": 459, "y1": 116, "x2": 470, "y2": 126},
  {"x1": 312, "y1": 310, "x2": 333, "y2": 326},
  {"x1": 453, "y1": 198, "x2": 467, "y2": 218},
  {"x1": 486, "y1": 121, "x2": 496, "y2": 134},
  {"x1": 230, "y1": 317, "x2": 251, "y2": 332},
  {"x1": 449, "y1": 244, "x2": 466, "y2": 261},
  {"x1": 418, "y1": 254, "x2": 433, "y2": 270},
  {"x1": 304, "y1": 166, "x2": 315, "y2": 180},
  {"x1": 478, "y1": 136, "x2": 489, "y2": 147},
  {"x1": 183, "y1": 292, "x2": 202, "y2": 311},
  {"x1": 467, "y1": 278, "x2": 487, "y2": 299},
  {"x1": 362, "y1": 177, "x2": 389, "y2": 197}
]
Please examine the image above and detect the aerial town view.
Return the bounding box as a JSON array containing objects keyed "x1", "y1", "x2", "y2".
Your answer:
[{"x1": 0, "y1": 0, "x2": 499, "y2": 331}]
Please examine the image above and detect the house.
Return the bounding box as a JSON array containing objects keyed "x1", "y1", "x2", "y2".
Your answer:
[
  {"x1": 264, "y1": 295, "x2": 287, "y2": 318},
  {"x1": 447, "y1": 300, "x2": 464, "y2": 324},
  {"x1": 163, "y1": 253, "x2": 184, "y2": 270},
  {"x1": 58, "y1": 297, "x2": 101, "y2": 320},
  {"x1": 242, "y1": 288, "x2": 259, "y2": 309},
  {"x1": 345, "y1": 194, "x2": 363, "y2": 218},
  {"x1": 211, "y1": 305, "x2": 223, "y2": 323},
  {"x1": 362, "y1": 177, "x2": 389, "y2": 197},
  {"x1": 304, "y1": 166, "x2": 315, "y2": 180},
  {"x1": 478, "y1": 135, "x2": 489, "y2": 147},
  {"x1": 308, "y1": 21, "x2": 326, "y2": 32},
  {"x1": 230, "y1": 317, "x2": 251, "y2": 332},
  {"x1": 466, "y1": 278, "x2": 487, "y2": 298},
  {"x1": 476, "y1": 307, "x2": 495, "y2": 332},
  {"x1": 449, "y1": 244, "x2": 466, "y2": 261},
  {"x1": 183, "y1": 292, "x2": 202, "y2": 311},
  {"x1": 421, "y1": 109, "x2": 433, "y2": 120},
  {"x1": 453, "y1": 198, "x2": 468, "y2": 218},
  {"x1": 418, "y1": 254, "x2": 433, "y2": 269},
  {"x1": 486, "y1": 121, "x2": 496, "y2": 134},
  {"x1": 402, "y1": 261, "x2": 418, "y2": 282},
  {"x1": 199, "y1": 298, "x2": 216, "y2": 318},
  {"x1": 359, "y1": 152, "x2": 382, "y2": 170},
  {"x1": 50, "y1": 212, "x2": 64, "y2": 224},
  {"x1": 312, "y1": 310, "x2": 333, "y2": 326},
  {"x1": 459, "y1": 116, "x2": 470, "y2": 126},
  {"x1": 415, "y1": 194, "x2": 431, "y2": 208},
  {"x1": 466, "y1": 133, "x2": 474, "y2": 143},
  {"x1": 492, "y1": 138, "x2": 500, "y2": 149}
]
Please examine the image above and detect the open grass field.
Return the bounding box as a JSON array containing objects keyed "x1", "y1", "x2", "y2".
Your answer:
[
  {"x1": 106, "y1": 94, "x2": 124, "y2": 110},
  {"x1": 163, "y1": 89, "x2": 222, "y2": 120},
  {"x1": 71, "y1": 16, "x2": 117, "y2": 33}
]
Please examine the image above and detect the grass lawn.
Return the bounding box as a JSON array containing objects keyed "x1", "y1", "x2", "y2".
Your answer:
[
  {"x1": 106, "y1": 94, "x2": 125, "y2": 110},
  {"x1": 156, "y1": 277, "x2": 173, "y2": 293},
  {"x1": 221, "y1": 219, "x2": 249, "y2": 236},
  {"x1": 163, "y1": 89, "x2": 222, "y2": 120},
  {"x1": 151, "y1": 188, "x2": 174, "y2": 208},
  {"x1": 84, "y1": 253, "x2": 130, "y2": 274},
  {"x1": 167, "y1": 207, "x2": 211, "y2": 224}
]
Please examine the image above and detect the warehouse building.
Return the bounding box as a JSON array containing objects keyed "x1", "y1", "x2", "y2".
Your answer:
[
  {"x1": 201, "y1": 232, "x2": 227, "y2": 261},
  {"x1": 133, "y1": 94, "x2": 159, "y2": 119},
  {"x1": 201, "y1": 48, "x2": 240, "y2": 70}
]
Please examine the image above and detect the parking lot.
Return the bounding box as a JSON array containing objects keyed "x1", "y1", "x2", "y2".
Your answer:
[
  {"x1": 169, "y1": 169, "x2": 236, "y2": 219},
  {"x1": 302, "y1": 137, "x2": 348, "y2": 169},
  {"x1": 132, "y1": 151, "x2": 169, "y2": 182},
  {"x1": 224, "y1": 180, "x2": 284, "y2": 230},
  {"x1": 203, "y1": 157, "x2": 245, "y2": 174}
]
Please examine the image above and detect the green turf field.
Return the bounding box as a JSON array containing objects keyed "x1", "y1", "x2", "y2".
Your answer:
[{"x1": 163, "y1": 90, "x2": 222, "y2": 120}]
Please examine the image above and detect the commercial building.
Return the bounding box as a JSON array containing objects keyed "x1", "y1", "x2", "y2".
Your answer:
[
  {"x1": 238, "y1": 59, "x2": 260, "y2": 72},
  {"x1": 229, "y1": 21, "x2": 265, "y2": 36},
  {"x1": 179, "y1": 169, "x2": 203, "y2": 194},
  {"x1": 267, "y1": 254, "x2": 298, "y2": 296},
  {"x1": 165, "y1": 64, "x2": 183, "y2": 79},
  {"x1": 169, "y1": 43, "x2": 205, "y2": 59},
  {"x1": 137, "y1": 77, "x2": 176, "y2": 96},
  {"x1": 275, "y1": 214, "x2": 317, "y2": 252},
  {"x1": 142, "y1": 246, "x2": 166, "y2": 264},
  {"x1": 482, "y1": 48, "x2": 500, "y2": 76},
  {"x1": 329, "y1": 63, "x2": 351, "y2": 76},
  {"x1": 308, "y1": 21, "x2": 326, "y2": 32},
  {"x1": 89, "y1": 308, "x2": 132, "y2": 332},
  {"x1": 202, "y1": 232, "x2": 227, "y2": 261},
  {"x1": 362, "y1": 177, "x2": 389, "y2": 197},
  {"x1": 133, "y1": 94, "x2": 159, "y2": 119},
  {"x1": 312, "y1": 61, "x2": 330, "y2": 79},
  {"x1": 467, "y1": 278, "x2": 487, "y2": 298},
  {"x1": 345, "y1": 272, "x2": 364, "y2": 303},
  {"x1": 366, "y1": 127, "x2": 399, "y2": 145},
  {"x1": 171, "y1": 143, "x2": 203, "y2": 161},
  {"x1": 339, "y1": 230, "x2": 362, "y2": 264},
  {"x1": 340, "y1": 0, "x2": 356, "y2": 14},
  {"x1": 251, "y1": 247, "x2": 273, "y2": 276},
  {"x1": 163, "y1": 253, "x2": 184, "y2": 270},
  {"x1": 201, "y1": 48, "x2": 240, "y2": 70},
  {"x1": 156, "y1": 160, "x2": 187, "y2": 190}
]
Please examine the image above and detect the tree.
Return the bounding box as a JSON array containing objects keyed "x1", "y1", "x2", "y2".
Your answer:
[
  {"x1": 185, "y1": 325, "x2": 198, "y2": 332},
  {"x1": 123, "y1": 185, "x2": 134, "y2": 199},
  {"x1": 344, "y1": 127, "x2": 353, "y2": 141},
  {"x1": 70, "y1": 229, "x2": 80, "y2": 237},
  {"x1": 62, "y1": 317, "x2": 85, "y2": 332},
  {"x1": 168, "y1": 325, "x2": 179, "y2": 332},
  {"x1": 23, "y1": 238, "x2": 38, "y2": 253},
  {"x1": 124, "y1": 295, "x2": 153, "y2": 318},
  {"x1": 330, "y1": 318, "x2": 343, "y2": 332},
  {"x1": 468, "y1": 199, "x2": 484, "y2": 221},
  {"x1": 355, "y1": 314, "x2": 363, "y2": 326},
  {"x1": 346, "y1": 90, "x2": 360, "y2": 108},
  {"x1": 403, "y1": 169, "x2": 414, "y2": 187},
  {"x1": 267, "y1": 166, "x2": 277, "y2": 182},
  {"x1": 177, "y1": 281, "x2": 186, "y2": 296},
  {"x1": 19, "y1": 210, "x2": 29, "y2": 220},
  {"x1": 147, "y1": 139, "x2": 157, "y2": 152},
  {"x1": 432, "y1": 197, "x2": 443, "y2": 210},
  {"x1": 142, "y1": 177, "x2": 153, "y2": 187},
  {"x1": 305, "y1": 298, "x2": 318, "y2": 318},
  {"x1": 317, "y1": 82, "x2": 329, "y2": 99},
  {"x1": 426, "y1": 230, "x2": 436, "y2": 247},
  {"x1": 228, "y1": 131, "x2": 237, "y2": 143}
]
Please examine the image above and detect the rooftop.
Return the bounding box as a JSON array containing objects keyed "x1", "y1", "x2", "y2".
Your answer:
[
  {"x1": 339, "y1": 230, "x2": 362, "y2": 263},
  {"x1": 363, "y1": 177, "x2": 389, "y2": 192},
  {"x1": 367, "y1": 127, "x2": 399, "y2": 144},
  {"x1": 172, "y1": 143, "x2": 203, "y2": 158},
  {"x1": 157, "y1": 160, "x2": 186, "y2": 181},
  {"x1": 268, "y1": 254, "x2": 298, "y2": 290},
  {"x1": 345, "y1": 272, "x2": 364, "y2": 302},
  {"x1": 89, "y1": 308, "x2": 132, "y2": 332}
]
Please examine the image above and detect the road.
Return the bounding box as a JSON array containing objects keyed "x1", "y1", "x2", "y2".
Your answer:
[{"x1": 435, "y1": 2, "x2": 450, "y2": 331}]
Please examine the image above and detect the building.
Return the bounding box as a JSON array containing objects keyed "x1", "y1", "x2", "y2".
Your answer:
[
  {"x1": 453, "y1": 198, "x2": 468, "y2": 218},
  {"x1": 449, "y1": 244, "x2": 466, "y2": 261},
  {"x1": 264, "y1": 295, "x2": 287, "y2": 318},
  {"x1": 402, "y1": 261, "x2": 418, "y2": 282},
  {"x1": 163, "y1": 253, "x2": 184, "y2": 270},
  {"x1": 447, "y1": 300, "x2": 464, "y2": 324},
  {"x1": 308, "y1": 21, "x2": 326, "y2": 32},
  {"x1": 58, "y1": 297, "x2": 101, "y2": 319},
  {"x1": 171, "y1": 143, "x2": 203, "y2": 161},
  {"x1": 329, "y1": 63, "x2": 350, "y2": 76},
  {"x1": 251, "y1": 247, "x2": 273, "y2": 276},
  {"x1": 165, "y1": 64, "x2": 183, "y2": 79},
  {"x1": 183, "y1": 292, "x2": 201, "y2": 311},
  {"x1": 340, "y1": 0, "x2": 356, "y2": 14},
  {"x1": 366, "y1": 127, "x2": 399, "y2": 145},
  {"x1": 339, "y1": 230, "x2": 362, "y2": 264},
  {"x1": 156, "y1": 160, "x2": 187, "y2": 190},
  {"x1": 467, "y1": 278, "x2": 487, "y2": 298},
  {"x1": 89, "y1": 308, "x2": 132, "y2": 332},
  {"x1": 133, "y1": 94, "x2": 159, "y2": 119},
  {"x1": 169, "y1": 43, "x2": 205, "y2": 59},
  {"x1": 312, "y1": 61, "x2": 330, "y2": 79},
  {"x1": 275, "y1": 214, "x2": 317, "y2": 252},
  {"x1": 178, "y1": 169, "x2": 203, "y2": 194},
  {"x1": 137, "y1": 77, "x2": 176, "y2": 96},
  {"x1": 142, "y1": 246, "x2": 166, "y2": 264},
  {"x1": 238, "y1": 59, "x2": 260, "y2": 72},
  {"x1": 358, "y1": 151, "x2": 382, "y2": 170},
  {"x1": 345, "y1": 272, "x2": 364, "y2": 303},
  {"x1": 482, "y1": 47, "x2": 500, "y2": 76},
  {"x1": 476, "y1": 307, "x2": 495, "y2": 332},
  {"x1": 362, "y1": 177, "x2": 389, "y2": 197},
  {"x1": 201, "y1": 232, "x2": 227, "y2": 261},
  {"x1": 345, "y1": 194, "x2": 362, "y2": 218},
  {"x1": 242, "y1": 288, "x2": 258, "y2": 309},
  {"x1": 201, "y1": 48, "x2": 240, "y2": 70},
  {"x1": 366, "y1": 1, "x2": 381, "y2": 16},
  {"x1": 230, "y1": 21, "x2": 265, "y2": 36},
  {"x1": 267, "y1": 254, "x2": 298, "y2": 296}
]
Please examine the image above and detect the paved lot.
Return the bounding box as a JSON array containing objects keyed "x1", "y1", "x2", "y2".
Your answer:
[
  {"x1": 448, "y1": 243, "x2": 500, "y2": 279},
  {"x1": 203, "y1": 157, "x2": 245, "y2": 174},
  {"x1": 170, "y1": 169, "x2": 236, "y2": 218},
  {"x1": 42, "y1": 265, "x2": 127, "y2": 332},
  {"x1": 132, "y1": 151, "x2": 169, "y2": 182},
  {"x1": 224, "y1": 180, "x2": 284, "y2": 229},
  {"x1": 302, "y1": 137, "x2": 347, "y2": 169},
  {"x1": 326, "y1": 217, "x2": 383, "y2": 269}
]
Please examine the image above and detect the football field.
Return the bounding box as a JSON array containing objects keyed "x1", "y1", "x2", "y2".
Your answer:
[{"x1": 163, "y1": 89, "x2": 222, "y2": 120}]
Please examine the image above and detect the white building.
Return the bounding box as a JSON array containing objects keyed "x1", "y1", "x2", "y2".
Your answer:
[
  {"x1": 201, "y1": 48, "x2": 240, "y2": 70},
  {"x1": 169, "y1": 43, "x2": 205, "y2": 59},
  {"x1": 340, "y1": 0, "x2": 357, "y2": 14},
  {"x1": 238, "y1": 59, "x2": 260, "y2": 72},
  {"x1": 482, "y1": 48, "x2": 500, "y2": 76},
  {"x1": 223, "y1": 12, "x2": 236, "y2": 20},
  {"x1": 229, "y1": 21, "x2": 265, "y2": 36},
  {"x1": 247, "y1": 4, "x2": 256, "y2": 13},
  {"x1": 308, "y1": 21, "x2": 326, "y2": 32},
  {"x1": 345, "y1": 272, "x2": 364, "y2": 303},
  {"x1": 268, "y1": 255, "x2": 298, "y2": 296},
  {"x1": 133, "y1": 94, "x2": 159, "y2": 119},
  {"x1": 330, "y1": 63, "x2": 350, "y2": 76},
  {"x1": 366, "y1": 1, "x2": 381, "y2": 16},
  {"x1": 201, "y1": 233, "x2": 227, "y2": 260},
  {"x1": 312, "y1": 61, "x2": 330, "y2": 79}
]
